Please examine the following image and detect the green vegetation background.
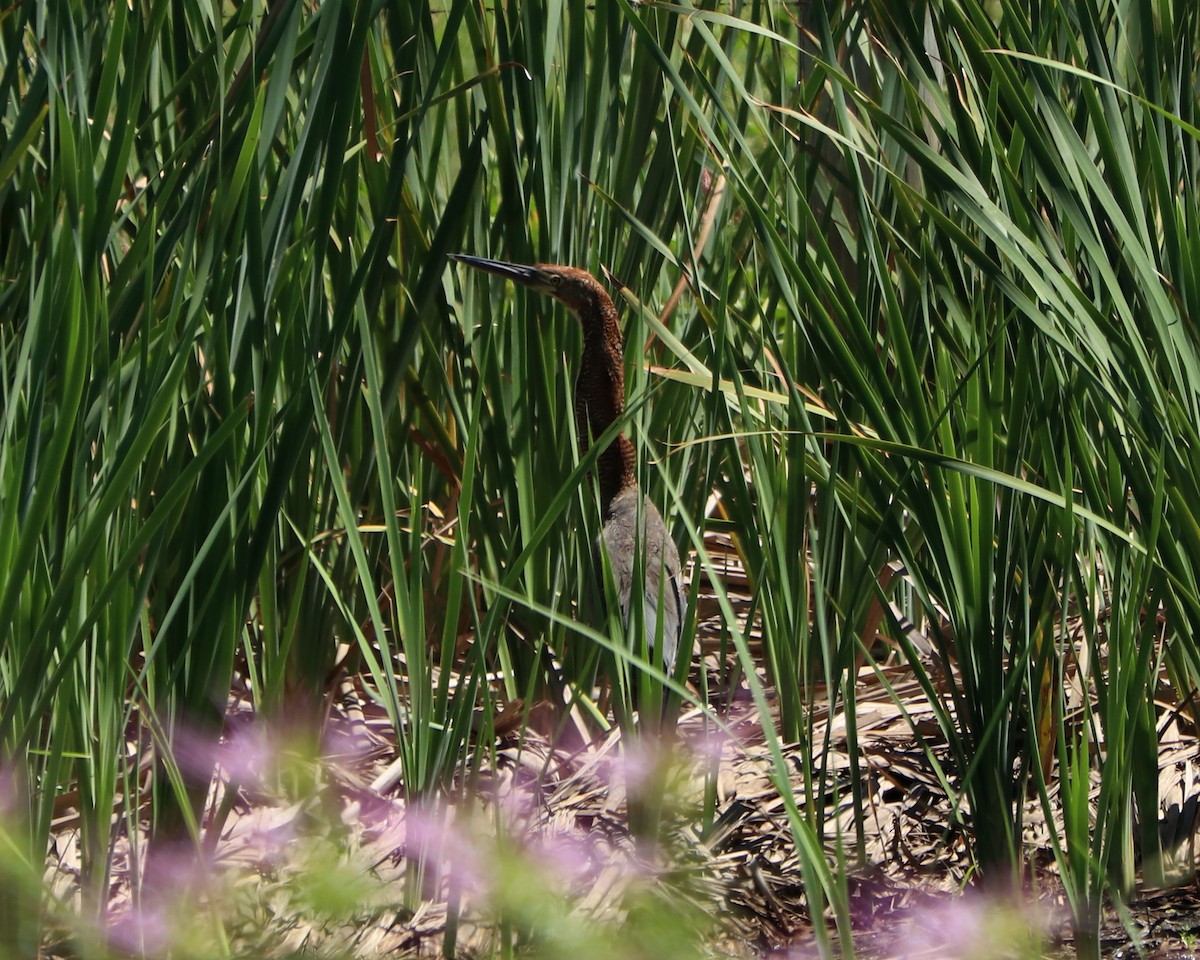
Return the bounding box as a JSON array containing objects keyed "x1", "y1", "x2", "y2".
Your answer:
[{"x1": 2, "y1": 1, "x2": 1198, "y2": 957}]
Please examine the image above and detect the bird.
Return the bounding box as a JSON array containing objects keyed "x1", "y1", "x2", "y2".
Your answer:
[{"x1": 449, "y1": 254, "x2": 688, "y2": 678}]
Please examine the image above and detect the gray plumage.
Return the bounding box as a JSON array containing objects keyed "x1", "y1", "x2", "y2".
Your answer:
[{"x1": 600, "y1": 486, "x2": 687, "y2": 675}]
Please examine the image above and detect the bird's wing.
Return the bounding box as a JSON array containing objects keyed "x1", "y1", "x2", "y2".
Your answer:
[
  {"x1": 644, "y1": 601, "x2": 660, "y2": 669},
  {"x1": 666, "y1": 562, "x2": 688, "y2": 675},
  {"x1": 642, "y1": 542, "x2": 688, "y2": 676},
  {"x1": 656, "y1": 551, "x2": 688, "y2": 676},
  {"x1": 597, "y1": 489, "x2": 689, "y2": 674}
]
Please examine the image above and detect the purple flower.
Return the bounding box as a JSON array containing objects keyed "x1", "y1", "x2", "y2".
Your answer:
[
  {"x1": 107, "y1": 902, "x2": 173, "y2": 956},
  {"x1": 881, "y1": 889, "x2": 1058, "y2": 959},
  {"x1": 402, "y1": 804, "x2": 491, "y2": 896}
]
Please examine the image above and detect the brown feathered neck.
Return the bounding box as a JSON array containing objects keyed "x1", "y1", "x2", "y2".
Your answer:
[
  {"x1": 449, "y1": 256, "x2": 638, "y2": 512},
  {"x1": 541, "y1": 266, "x2": 637, "y2": 512}
]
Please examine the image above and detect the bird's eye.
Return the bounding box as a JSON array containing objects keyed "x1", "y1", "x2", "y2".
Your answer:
[{"x1": 550, "y1": 274, "x2": 562, "y2": 286}]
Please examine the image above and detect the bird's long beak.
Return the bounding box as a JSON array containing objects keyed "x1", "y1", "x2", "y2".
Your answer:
[{"x1": 449, "y1": 254, "x2": 553, "y2": 289}]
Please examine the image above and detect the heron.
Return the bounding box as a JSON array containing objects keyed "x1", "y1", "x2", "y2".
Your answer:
[{"x1": 449, "y1": 254, "x2": 688, "y2": 678}]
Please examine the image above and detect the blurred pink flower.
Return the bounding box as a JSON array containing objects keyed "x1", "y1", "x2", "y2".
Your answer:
[
  {"x1": 881, "y1": 889, "x2": 1057, "y2": 959},
  {"x1": 169, "y1": 719, "x2": 277, "y2": 789},
  {"x1": 493, "y1": 774, "x2": 540, "y2": 827},
  {"x1": 524, "y1": 828, "x2": 601, "y2": 890},
  {"x1": 108, "y1": 847, "x2": 209, "y2": 959},
  {"x1": 403, "y1": 804, "x2": 491, "y2": 896},
  {"x1": 218, "y1": 724, "x2": 278, "y2": 785},
  {"x1": 142, "y1": 839, "x2": 213, "y2": 895},
  {"x1": 598, "y1": 738, "x2": 672, "y2": 797},
  {"x1": 107, "y1": 901, "x2": 173, "y2": 956}
]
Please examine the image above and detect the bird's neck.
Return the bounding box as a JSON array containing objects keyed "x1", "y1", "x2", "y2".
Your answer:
[{"x1": 576, "y1": 302, "x2": 636, "y2": 511}]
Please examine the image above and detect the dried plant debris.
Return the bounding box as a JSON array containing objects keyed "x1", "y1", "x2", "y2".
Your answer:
[{"x1": 44, "y1": 571, "x2": 1200, "y2": 959}]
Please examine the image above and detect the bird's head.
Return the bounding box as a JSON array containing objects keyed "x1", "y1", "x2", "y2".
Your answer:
[{"x1": 449, "y1": 254, "x2": 612, "y2": 316}]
